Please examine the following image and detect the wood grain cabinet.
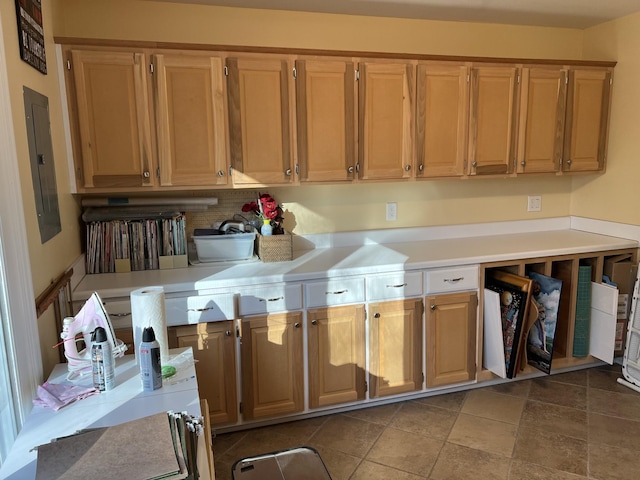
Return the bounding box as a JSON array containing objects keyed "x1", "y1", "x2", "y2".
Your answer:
[
  {"x1": 563, "y1": 68, "x2": 613, "y2": 173},
  {"x1": 226, "y1": 56, "x2": 295, "y2": 185},
  {"x1": 358, "y1": 61, "x2": 415, "y2": 180},
  {"x1": 64, "y1": 48, "x2": 156, "y2": 190},
  {"x1": 516, "y1": 67, "x2": 567, "y2": 174},
  {"x1": 153, "y1": 52, "x2": 229, "y2": 186},
  {"x1": 240, "y1": 312, "x2": 304, "y2": 420},
  {"x1": 416, "y1": 63, "x2": 469, "y2": 178},
  {"x1": 295, "y1": 58, "x2": 357, "y2": 183},
  {"x1": 169, "y1": 321, "x2": 238, "y2": 426},
  {"x1": 468, "y1": 65, "x2": 519, "y2": 176},
  {"x1": 369, "y1": 299, "x2": 423, "y2": 397},
  {"x1": 307, "y1": 305, "x2": 366, "y2": 408},
  {"x1": 426, "y1": 291, "x2": 477, "y2": 387}
]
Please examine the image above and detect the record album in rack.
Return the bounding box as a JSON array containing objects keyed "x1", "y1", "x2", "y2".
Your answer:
[{"x1": 485, "y1": 271, "x2": 533, "y2": 379}]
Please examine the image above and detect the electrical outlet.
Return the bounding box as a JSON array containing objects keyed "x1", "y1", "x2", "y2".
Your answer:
[
  {"x1": 527, "y1": 195, "x2": 542, "y2": 212},
  {"x1": 386, "y1": 202, "x2": 397, "y2": 221}
]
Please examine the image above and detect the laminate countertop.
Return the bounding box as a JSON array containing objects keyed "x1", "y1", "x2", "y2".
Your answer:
[{"x1": 74, "y1": 228, "x2": 638, "y2": 300}]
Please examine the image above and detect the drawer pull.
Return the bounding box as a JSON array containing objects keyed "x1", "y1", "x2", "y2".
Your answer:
[
  {"x1": 225, "y1": 330, "x2": 232, "y2": 336},
  {"x1": 326, "y1": 290, "x2": 347, "y2": 295},
  {"x1": 444, "y1": 277, "x2": 464, "y2": 283},
  {"x1": 188, "y1": 307, "x2": 216, "y2": 312},
  {"x1": 311, "y1": 319, "x2": 318, "y2": 326},
  {"x1": 430, "y1": 304, "x2": 437, "y2": 311},
  {"x1": 294, "y1": 322, "x2": 301, "y2": 328},
  {"x1": 110, "y1": 312, "x2": 131, "y2": 318},
  {"x1": 259, "y1": 296, "x2": 284, "y2": 302},
  {"x1": 374, "y1": 313, "x2": 381, "y2": 318},
  {"x1": 386, "y1": 283, "x2": 407, "y2": 288}
]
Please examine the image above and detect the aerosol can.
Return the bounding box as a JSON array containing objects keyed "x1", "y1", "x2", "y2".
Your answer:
[
  {"x1": 139, "y1": 326, "x2": 162, "y2": 391},
  {"x1": 91, "y1": 326, "x2": 115, "y2": 391}
]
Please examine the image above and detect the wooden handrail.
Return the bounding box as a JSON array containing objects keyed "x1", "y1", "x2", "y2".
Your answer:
[{"x1": 35, "y1": 269, "x2": 73, "y2": 318}]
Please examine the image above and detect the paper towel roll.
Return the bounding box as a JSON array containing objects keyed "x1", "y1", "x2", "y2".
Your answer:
[{"x1": 131, "y1": 286, "x2": 169, "y2": 364}]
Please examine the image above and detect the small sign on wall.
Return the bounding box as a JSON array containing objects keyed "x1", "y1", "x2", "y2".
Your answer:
[{"x1": 14, "y1": 0, "x2": 47, "y2": 74}]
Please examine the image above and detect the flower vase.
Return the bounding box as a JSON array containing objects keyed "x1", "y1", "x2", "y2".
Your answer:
[{"x1": 261, "y1": 219, "x2": 273, "y2": 236}]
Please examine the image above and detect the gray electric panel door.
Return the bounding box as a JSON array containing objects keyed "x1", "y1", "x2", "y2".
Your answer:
[{"x1": 23, "y1": 86, "x2": 61, "y2": 243}]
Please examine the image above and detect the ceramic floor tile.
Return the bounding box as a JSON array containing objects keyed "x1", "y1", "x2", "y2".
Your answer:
[
  {"x1": 508, "y1": 459, "x2": 588, "y2": 479},
  {"x1": 366, "y1": 427, "x2": 443, "y2": 477},
  {"x1": 212, "y1": 430, "x2": 248, "y2": 457},
  {"x1": 311, "y1": 445, "x2": 361, "y2": 480},
  {"x1": 589, "y1": 387, "x2": 640, "y2": 420},
  {"x1": 447, "y1": 412, "x2": 517, "y2": 457},
  {"x1": 589, "y1": 368, "x2": 636, "y2": 395},
  {"x1": 429, "y1": 442, "x2": 510, "y2": 480},
  {"x1": 342, "y1": 402, "x2": 401, "y2": 425},
  {"x1": 308, "y1": 414, "x2": 385, "y2": 458},
  {"x1": 253, "y1": 416, "x2": 328, "y2": 444},
  {"x1": 220, "y1": 428, "x2": 305, "y2": 467},
  {"x1": 528, "y1": 378, "x2": 587, "y2": 410},
  {"x1": 411, "y1": 391, "x2": 467, "y2": 411},
  {"x1": 389, "y1": 400, "x2": 458, "y2": 440},
  {"x1": 589, "y1": 442, "x2": 640, "y2": 480},
  {"x1": 544, "y1": 370, "x2": 588, "y2": 387},
  {"x1": 520, "y1": 399, "x2": 587, "y2": 440},
  {"x1": 513, "y1": 425, "x2": 587, "y2": 476},
  {"x1": 589, "y1": 412, "x2": 640, "y2": 450},
  {"x1": 350, "y1": 460, "x2": 426, "y2": 480},
  {"x1": 461, "y1": 389, "x2": 525, "y2": 424},
  {"x1": 486, "y1": 380, "x2": 532, "y2": 398}
]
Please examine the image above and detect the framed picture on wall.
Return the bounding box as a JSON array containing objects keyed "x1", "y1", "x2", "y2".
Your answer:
[{"x1": 14, "y1": 0, "x2": 47, "y2": 74}]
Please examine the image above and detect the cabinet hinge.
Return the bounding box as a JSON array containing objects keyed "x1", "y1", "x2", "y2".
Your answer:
[
  {"x1": 422, "y1": 372, "x2": 425, "y2": 384},
  {"x1": 466, "y1": 73, "x2": 470, "y2": 83},
  {"x1": 224, "y1": 65, "x2": 229, "y2": 77},
  {"x1": 355, "y1": 69, "x2": 360, "y2": 81},
  {"x1": 610, "y1": 78, "x2": 613, "y2": 86},
  {"x1": 149, "y1": 62, "x2": 154, "y2": 74},
  {"x1": 229, "y1": 165, "x2": 233, "y2": 177},
  {"x1": 239, "y1": 402, "x2": 243, "y2": 414},
  {"x1": 66, "y1": 59, "x2": 71, "y2": 71},
  {"x1": 156, "y1": 167, "x2": 160, "y2": 178},
  {"x1": 565, "y1": 76, "x2": 569, "y2": 85},
  {"x1": 517, "y1": 74, "x2": 520, "y2": 84},
  {"x1": 292, "y1": 66, "x2": 297, "y2": 79},
  {"x1": 236, "y1": 325, "x2": 240, "y2": 338},
  {"x1": 295, "y1": 163, "x2": 299, "y2": 175}
]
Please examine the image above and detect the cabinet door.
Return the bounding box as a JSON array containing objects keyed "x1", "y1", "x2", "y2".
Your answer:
[
  {"x1": 226, "y1": 57, "x2": 294, "y2": 185},
  {"x1": 369, "y1": 299, "x2": 423, "y2": 397},
  {"x1": 307, "y1": 305, "x2": 366, "y2": 408},
  {"x1": 358, "y1": 62, "x2": 415, "y2": 180},
  {"x1": 68, "y1": 49, "x2": 155, "y2": 189},
  {"x1": 563, "y1": 68, "x2": 612, "y2": 173},
  {"x1": 296, "y1": 59, "x2": 357, "y2": 182},
  {"x1": 172, "y1": 321, "x2": 238, "y2": 425},
  {"x1": 517, "y1": 67, "x2": 567, "y2": 174},
  {"x1": 416, "y1": 63, "x2": 469, "y2": 178},
  {"x1": 241, "y1": 312, "x2": 303, "y2": 420},
  {"x1": 426, "y1": 291, "x2": 477, "y2": 387},
  {"x1": 154, "y1": 53, "x2": 228, "y2": 186},
  {"x1": 468, "y1": 66, "x2": 519, "y2": 175}
]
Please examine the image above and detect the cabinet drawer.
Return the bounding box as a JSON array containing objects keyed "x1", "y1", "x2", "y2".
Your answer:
[
  {"x1": 424, "y1": 266, "x2": 479, "y2": 294},
  {"x1": 366, "y1": 271, "x2": 423, "y2": 301},
  {"x1": 184, "y1": 293, "x2": 236, "y2": 324},
  {"x1": 305, "y1": 278, "x2": 365, "y2": 308},
  {"x1": 238, "y1": 284, "x2": 303, "y2": 316}
]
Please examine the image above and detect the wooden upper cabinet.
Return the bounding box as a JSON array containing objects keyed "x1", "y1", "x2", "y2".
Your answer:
[
  {"x1": 468, "y1": 65, "x2": 519, "y2": 176},
  {"x1": 516, "y1": 67, "x2": 567, "y2": 174},
  {"x1": 226, "y1": 56, "x2": 294, "y2": 185},
  {"x1": 67, "y1": 49, "x2": 155, "y2": 190},
  {"x1": 563, "y1": 68, "x2": 612, "y2": 173},
  {"x1": 416, "y1": 63, "x2": 469, "y2": 178},
  {"x1": 153, "y1": 53, "x2": 228, "y2": 186},
  {"x1": 295, "y1": 59, "x2": 357, "y2": 183},
  {"x1": 358, "y1": 61, "x2": 415, "y2": 180}
]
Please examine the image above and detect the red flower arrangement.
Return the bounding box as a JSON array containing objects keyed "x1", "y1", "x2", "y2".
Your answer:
[{"x1": 242, "y1": 193, "x2": 284, "y2": 234}]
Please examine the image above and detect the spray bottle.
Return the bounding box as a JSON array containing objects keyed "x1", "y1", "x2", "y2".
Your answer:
[
  {"x1": 139, "y1": 326, "x2": 162, "y2": 391},
  {"x1": 91, "y1": 326, "x2": 115, "y2": 391}
]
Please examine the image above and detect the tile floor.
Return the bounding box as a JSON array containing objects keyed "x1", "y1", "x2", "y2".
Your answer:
[{"x1": 212, "y1": 364, "x2": 640, "y2": 480}]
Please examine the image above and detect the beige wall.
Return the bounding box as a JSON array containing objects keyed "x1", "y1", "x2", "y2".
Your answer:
[
  {"x1": 48, "y1": 0, "x2": 592, "y2": 234},
  {"x1": 572, "y1": 13, "x2": 640, "y2": 225},
  {"x1": 1, "y1": 0, "x2": 81, "y2": 374}
]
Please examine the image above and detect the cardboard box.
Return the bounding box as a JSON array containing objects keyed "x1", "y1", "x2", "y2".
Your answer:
[{"x1": 604, "y1": 254, "x2": 638, "y2": 356}]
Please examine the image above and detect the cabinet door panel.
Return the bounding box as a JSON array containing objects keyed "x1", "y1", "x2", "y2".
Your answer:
[
  {"x1": 369, "y1": 299, "x2": 423, "y2": 397},
  {"x1": 307, "y1": 305, "x2": 366, "y2": 408},
  {"x1": 296, "y1": 59, "x2": 356, "y2": 182},
  {"x1": 468, "y1": 66, "x2": 518, "y2": 175},
  {"x1": 70, "y1": 49, "x2": 155, "y2": 189},
  {"x1": 173, "y1": 321, "x2": 238, "y2": 425},
  {"x1": 227, "y1": 57, "x2": 293, "y2": 185},
  {"x1": 241, "y1": 313, "x2": 303, "y2": 420},
  {"x1": 517, "y1": 68, "x2": 567, "y2": 174},
  {"x1": 359, "y1": 62, "x2": 415, "y2": 180},
  {"x1": 416, "y1": 64, "x2": 469, "y2": 178},
  {"x1": 154, "y1": 53, "x2": 228, "y2": 186},
  {"x1": 563, "y1": 69, "x2": 612, "y2": 172},
  {"x1": 426, "y1": 291, "x2": 477, "y2": 387}
]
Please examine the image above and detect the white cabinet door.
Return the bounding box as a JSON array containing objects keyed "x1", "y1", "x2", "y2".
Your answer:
[{"x1": 590, "y1": 282, "x2": 618, "y2": 364}]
